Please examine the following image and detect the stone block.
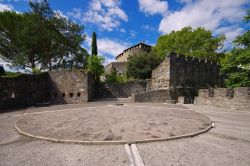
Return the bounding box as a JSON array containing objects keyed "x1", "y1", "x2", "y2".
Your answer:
[
  {"x1": 234, "y1": 87, "x2": 250, "y2": 98},
  {"x1": 0, "y1": 70, "x2": 94, "y2": 110},
  {"x1": 196, "y1": 87, "x2": 250, "y2": 111},
  {"x1": 134, "y1": 89, "x2": 171, "y2": 103},
  {"x1": 178, "y1": 96, "x2": 185, "y2": 104}
]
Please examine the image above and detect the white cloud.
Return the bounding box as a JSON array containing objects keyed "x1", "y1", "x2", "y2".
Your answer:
[
  {"x1": 0, "y1": 3, "x2": 13, "y2": 11},
  {"x1": 129, "y1": 30, "x2": 137, "y2": 39},
  {"x1": 176, "y1": 0, "x2": 194, "y2": 4},
  {"x1": 54, "y1": 10, "x2": 68, "y2": 19},
  {"x1": 85, "y1": 36, "x2": 130, "y2": 63},
  {"x1": 67, "y1": 8, "x2": 83, "y2": 20},
  {"x1": 97, "y1": 38, "x2": 130, "y2": 57},
  {"x1": 142, "y1": 24, "x2": 156, "y2": 31},
  {"x1": 103, "y1": 58, "x2": 114, "y2": 66},
  {"x1": 120, "y1": 28, "x2": 126, "y2": 33},
  {"x1": 80, "y1": 0, "x2": 128, "y2": 31},
  {"x1": 0, "y1": 58, "x2": 31, "y2": 73},
  {"x1": 214, "y1": 26, "x2": 245, "y2": 49},
  {"x1": 138, "y1": 0, "x2": 168, "y2": 15},
  {"x1": 159, "y1": 0, "x2": 248, "y2": 34},
  {"x1": 158, "y1": 0, "x2": 248, "y2": 49}
]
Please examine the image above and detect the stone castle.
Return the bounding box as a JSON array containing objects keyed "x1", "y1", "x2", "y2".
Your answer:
[
  {"x1": 0, "y1": 52, "x2": 249, "y2": 111},
  {"x1": 135, "y1": 53, "x2": 221, "y2": 103},
  {"x1": 105, "y1": 42, "x2": 152, "y2": 75},
  {"x1": 0, "y1": 70, "x2": 95, "y2": 109}
]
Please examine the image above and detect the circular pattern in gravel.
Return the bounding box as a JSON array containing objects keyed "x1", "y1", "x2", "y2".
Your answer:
[{"x1": 16, "y1": 105, "x2": 211, "y2": 142}]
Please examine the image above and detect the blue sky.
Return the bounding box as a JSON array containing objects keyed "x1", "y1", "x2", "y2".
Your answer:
[{"x1": 0, "y1": 0, "x2": 249, "y2": 67}]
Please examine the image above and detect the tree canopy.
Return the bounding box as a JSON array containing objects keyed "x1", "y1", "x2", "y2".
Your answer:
[
  {"x1": 91, "y1": 32, "x2": 98, "y2": 56},
  {"x1": 127, "y1": 51, "x2": 162, "y2": 79},
  {"x1": 86, "y1": 55, "x2": 104, "y2": 82},
  {"x1": 153, "y1": 26, "x2": 225, "y2": 61},
  {"x1": 105, "y1": 67, "x2": 127, "y2": 83},
  {"x1": 220, "y1": 11, "x2": 250, "y2": 87},
  {"x1": 0, "y1": 0, "x2": 87, "y2": 70}
]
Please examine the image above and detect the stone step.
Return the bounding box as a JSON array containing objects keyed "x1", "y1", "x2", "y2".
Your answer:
[{"x1": 92, "y1": 97, "x2": 132, "y2": 102}]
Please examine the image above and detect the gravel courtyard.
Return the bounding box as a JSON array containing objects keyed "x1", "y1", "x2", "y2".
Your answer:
[
  {"x1": 16, "y1": 104, "x2": 210, "y2": 142},
  {"x1": 0, "y1": 101, "x2": 250, "y2": 166}
]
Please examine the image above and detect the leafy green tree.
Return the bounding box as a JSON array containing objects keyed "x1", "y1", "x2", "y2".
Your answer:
[
  {"x1": 127, "y1": 51, "x2": 163, "y2": 79},
  {"x1": 105, "y1": 67, "x2": 118, "y2": 83},
  {"x1": 28, "y1": 0, "x2": 86, "y2": 70},
  {"x1": 244, "y1": 9, "x2": 250, "y2": 22},
  {"x1": 91, "y1": 32, "x2": 98, "y2": 56},
  {"x1": 73, "y1": 48, "x2": 89, "y2": 68},
  {"x1": 116, "y1": 74, "x2": 128, "y2": 83},
  {"x1": 0, "y1": 11, "x2": 28, "y2": 66},
  {"x1": 220, "y1": 11, "x2": 250, "y2": 87},
  {"x1": 0, "y1": 0, "x2": 86, "y2": 70},
  {"x1": 105, "y1": 67, "x2": 127, "y2": 83},
  {"x1": 87, "y1": 55, "x2": 104, "y2": 81},
  {"x1": 153, "y1": 26, "x2": 225, "y2": 61},
  {"x1": 32, "y1": 67, "x2": 41, "y2": 75}
]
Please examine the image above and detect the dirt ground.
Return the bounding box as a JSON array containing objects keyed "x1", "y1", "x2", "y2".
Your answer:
[
  {"x1": 16, "y1": 104, "x2": 211, "y2": 141},
  {"x1": 1, "y1": 102, "x2": 250, "y2": 166}
]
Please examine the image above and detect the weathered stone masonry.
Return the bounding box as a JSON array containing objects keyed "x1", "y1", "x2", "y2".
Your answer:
[
  {"x1": 0, "y1": 70, "x2": 94, "y2": 109},
  {"x1": 0, "y1": 73, "x2": 50, "y2": 109},
  {"x1": 116, "y1": 42, "x2": 152, "y2": 62},
  {"x1": 49, "y1": 70, "x2": 94, "y2": 104},
  {"x1": 133, "y1": 89, "x2": 171, "y2": 103},
  {"x1": 135, "y1": 53, "x2": 221, "y2": 103},
  {"x1": 150, "y1": 53, "x2": 220, "y2": 91},
  {"x1": 105, "y1": 62, "x2": 127, "y2": 75},
  {"x1": 105, "y1": 42, "x2": 152, "y2": 75},
  {"x1": 97, "y1": 80, "x2": 148, "y2": 98},
  {"x1": 195, "y1": 87, "x2": 250, "y2": 111}
]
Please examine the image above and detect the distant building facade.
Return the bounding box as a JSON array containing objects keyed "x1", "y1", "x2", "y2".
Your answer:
[
  {"x1": 105, "y1": 42, "x2": 152, "y2": 75},
  {"x1": 116, "y1": 42, "x2": 152, "y2": 62},
  {"x1": 105, "y1": 62, "x2": 127, "y2": 75}
]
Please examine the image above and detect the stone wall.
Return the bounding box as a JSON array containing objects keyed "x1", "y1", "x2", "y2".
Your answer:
[
  {"x1": 0, "y1": 70, "x2": 94, "y2": 109},
  {"x1": 150, "y1": 57, "x2": 170, "y2": 90},
  {"x1": 49, "y1": 70, "x2": 94, "y2": 104},
  {"x1": 169, "y1": 53, "x2": 220, "y2": 90},
  {"x1": 97, "y1": 80, "x2": 147, "y2": 98},
  {"x1": 195, "y1": 87, "x2": 250, "y2": 111},
  {"x1": 134, "y1": 89, "x2": 171, "y2": 103},
  {"x1": 104, "y1": 62, "x2": 127, "y2": 75},
  {"x1": 142, "y1": 53, "x2": 221, "y2": 103},
  {"x1": 0, "y1": 73, "x2": 50, "y2": 109},
  {"x1": 150, "y1": 53, "x2": 220, "y2": 91}
]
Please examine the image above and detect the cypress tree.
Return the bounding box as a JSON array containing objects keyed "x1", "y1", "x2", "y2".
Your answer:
[
  {"x1": 0, "y1": 65, "x2": 5, "y2": 76},
  {"x1": 91, "y1": 32, "x2": 98, "y2": 56}
]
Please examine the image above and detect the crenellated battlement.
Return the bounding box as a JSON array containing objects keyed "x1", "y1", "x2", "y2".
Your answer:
[
  {"x1": 167, "y1": 53, "x2": 218, "y2": 65},
  {"x1": 116, "y1": 42, "x2": 152, "y2": 62},
  {"x1": 195, "y1": 87, "x2": 250, "y2": 111},
  {"x1": 150, "y1": 52, "x2": 222, "y2": 92}
]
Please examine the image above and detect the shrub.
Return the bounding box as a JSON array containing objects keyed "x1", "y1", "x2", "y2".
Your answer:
[
  {"x1": 105, "y1": 68, "x2": 128, "y2": 83},
  {"x1": 86, "y1": 55, "x2": 105, "y2": 82},
  {"x1": 32, "y1": 68, "x2": 41, "y2": 75},
  {"x1": 127, "y1": 51, "x2": 163, "y2": 79}
]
